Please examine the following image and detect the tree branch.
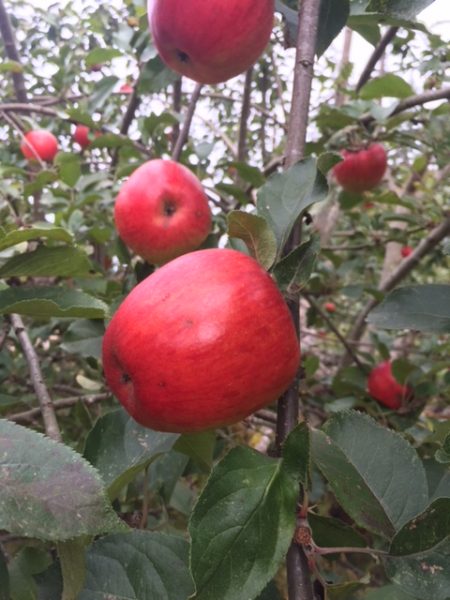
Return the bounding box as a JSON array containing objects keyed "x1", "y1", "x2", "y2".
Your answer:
[
  {"x1": 355, "y1": 26, "x2": 399, "y2": 92},
  {"x1": 0, "y1": 0, "x2": 27, "y2": 102},
  {"x1": 9, "y1": 314, "x2": 62, "y2": 442},
  {"x1": 391, "y1": 87, "x2": 450, "y2": 115},
  {"x1": 238, "y1": 67, "x2": 254, "y2": 163},
  {"x1": 8, "y1": 393, "x2": 110, "y2": 424},
  {"x1": 171, "y1": 83, "x2": 203, "y2": 162}
]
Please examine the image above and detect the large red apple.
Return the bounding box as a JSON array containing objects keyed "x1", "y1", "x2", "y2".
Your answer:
[
  {"x1": 102, "y1": 248, "x2": 300, "y2": 432},
  {"x1": 114, "y1": 159, "x2": 212, "y2": 265},
  {"x1": 333, "y1": 143, "x2": 387, "y2": 193},
  {"x1": 20, "y1": 130, "x2": 59, "y2": 162},
  {"x1": 148, "y1": 0, "x2": 274, "y2": 84},
  {"x1": 367, "y1": 360, "x2": 411, "y2": 410}
]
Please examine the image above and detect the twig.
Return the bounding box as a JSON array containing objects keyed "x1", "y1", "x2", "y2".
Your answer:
[
  {"x1": 9, "y1": 314, "x2": 62, "y2": 442},
  {"x1": 8, "y1": 393, "x2": 110, "y2": 424},
  {"x1": 314, "y1": 545, "x2": 387, "y2": 557},
  {"x1": 140, "y1": 466, "x2": 150, "y2": 529},
  {"x1": 0, "y1": 0, "x2": 27, "y2": 102},
  {"x1": 171, "y1": 78, "x2": 182, "y2": 153},
  {"x1": 355, "y1": 27, "x2": 399, "y2": 92},
  {"x1": 171, "y1": 83, "x2": 203, "y2": 162},
  {"x1": 111, "y1": 87, "x2": 142, "y2": 168},
  {"x1": 237, "y1": 67, "x2": 254, "y2": 163}
]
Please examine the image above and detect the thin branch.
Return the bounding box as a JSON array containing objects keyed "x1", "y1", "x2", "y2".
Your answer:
[
  {"x1": 391, "y1": 87, "x2": 450, "y2": 115},
  {"x1": 237, "y1": 67, "x2": 254, "y2": 163},
  {"x1": 355, "y1": 27, "x2": 399, "y2": 92},
  {"x1": 9, "y1": 314, "x2": 62, "y2": 442},
  {"x1": 111, "y1": 87, "x2": 142, "y2": 168},
  {"x1": 171, "y1": 83, "x2": 203, "y2": 162},
  {"x1": 0, "y1": 0, "x2": 27, "y2": 102},
  {"x1": 341, "y1": 214, "x2": 450, "y2": 366},
  {"x1": 8, "y1": 393, "x2": 110, "y2": 424},
  {"x1": 314, "y1": 545, "x2": 387, "y2": 557},
  {"x1": 171, "y1": 77, "x2": 182, "y2": 153}
]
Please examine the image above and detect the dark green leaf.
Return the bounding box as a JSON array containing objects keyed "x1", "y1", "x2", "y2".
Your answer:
[
  {"x1": 311, "y1": 411, "x2": 429, "y2": 538},
  {"x1": 61, "y1": 319, "x2": 104, "y2": 359},
  {"x1": 0, "y1": 287, "x2": 108, "y2": 319},
  {"x1": 364, "y1": 584, "x2": 418, "y2": 600},
  {"x1": 174, "y1": 431, "x2": 216, "y2": 472},
  {"x1": 79, "y1": 531, "x2": 194, "y2": 600},
  {"x1": 0, "y1": 246, "x2": 92, "y2": 278},
  {"x1": 282, "y1": 422, "x2": 310, "y2": 485},
  {"x1": 0, "y1": 224, "x2": 73, "y2": 252},
  {"x1": 366, "y1": 0, "x2": 436, "y2": 19},
  {"x1": 367, "y1": 285, "x2": 450, "y2": 333},
  {"x1": 308, "y1": 513, "x2": 367, "y2": 549},
  {"x1": 85, "y1": 47, "x2": 123, "y2": 66},
  {"x1": 317, "y1": 151, "x2": 342, "y2": 174},
  {"x1": 227, "y1": 211, "x2": 277, "y2": 269},
  {"x1": 273, "y1": 237, "x2": 320, "y2": 297},
  {"x1": 55, "y1": 152, "x2": 82, "y2": 187},
  {"x1": 139, "y1": 55, "x2": 180, "y2": 93},
  {"x1": 83, "y1": 408, "x2": 179, "y2": 500},
  {"x1": 88, "y1": 76, "x2": 119, "y2": 112},
  {"x1": 0, "y1": 549, "x2": 9, "y2": 600},
  {"x1": 359, "y1": 74, "x2": 414, "y2": 99},
  {"x1": 0, "y1": 419, "x2": 125, "y2": 541},
  {"x1": 189, "y1": 445, "x2": 298, "y2": 600}
]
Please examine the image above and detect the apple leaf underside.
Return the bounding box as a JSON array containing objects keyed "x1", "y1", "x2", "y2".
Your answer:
[{"x1": 227, "y1": 210, "x2": 277, "y2": 270}]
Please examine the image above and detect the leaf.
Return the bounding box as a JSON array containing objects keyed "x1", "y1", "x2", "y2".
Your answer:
[
  {"x1": 282, "y1": 422, "x2": 310, "y2": 486},
  {"x1": 384, "y1": 537, "x2": 450, "y2": 600},
  {"x1": 0, "y1": 224, "x2": 73, "y2": 252},
  {"x1": 424, "y1": 458, "x2": 450, "y2": 503},
  {"x1": 364, "y1": 584, "x2": 418, "y2": 600},
  {"x1": 311, "y1": 411, "x2": 429, "y2": 539},
  {"x1": 78, "y1": 531, "x2": 194, "y2": 600},
  {"x1": 272, "y1": 237, "x2": 320, "y2": 297},
  {"x1": 55, "y1": 152, "x2": 82, "y2": 187},
  {"x1": 257, "y1": 158, "x2": 328, "y2": 256},
  {"x1": 139, "y1": 55, "x2": 180, "y2": 93},
  {"x1": 359, "y1": 74, "x2": 414, "y2": 99},
  {"x1": 83, "y1": 408, "x2": 179, "y2": 500},
  {"x1": 227, "y1": 211, "x2": 277, "y2": 270},
  {"x1": 61, "y1": 319, "x2": 104, "y2": 359},
  {"x1": 88, "y1": 76, "x2": 119, "y2": 112},
  {"x1": 0, "y1": 246, "x2": 93, "y2": 278},
  {"x1": 308, "y1": 513, "x2": 367, "y2": 550},
  {"x1": 366, "y1": 0, "x2": 437, "y2": 19},
  {"x1": 174, "y1": 431, "x2": 216, "y2": 472},
  {"x1": 57, "y1": 539, "x2": 87, "y2": 600},
  {"x1": 0, "y1": 549, "x2": 9, "y2": 600},
  {"x1": 189, "y1": 443, "x2": 300, "y2": 600},
  {"x1": 85, "y1": 47, "x2": 123, "y2": 67},
  {"x1": 367, "y1": 285, "x2": 450, "y2": 333},
  {"x1": 389, "y1": 498, "x2": 450, "y2": 556},
  {"x1": 0, "y1": 286, "x2": 108, "y2": 319},
  {"x1": 0, "y1": 419, "x2": 126, "y2": 541}
]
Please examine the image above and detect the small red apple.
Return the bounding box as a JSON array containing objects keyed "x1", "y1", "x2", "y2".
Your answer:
[
  {"x1": 324, "y1": 302, "x2": 336, "y2": 313},
  {"x1": 119, "y1": 83, "x2": 133, "y2": 94},
  {"x1": 367, "y1": 360, "x2": 411, "y2": 410},
  {"x1": 20, "y1": 130, "x2": 59, "y2": 162},
  {"x1": 333, "y1": 143, "x2": 387, "y2": 193},
  {"x1": 401, "y1": 246, "x2": 413, "y2": 258},
  {"x1": 73, "y1": 124, "x2": 100, "y2": 149},
  {"x1": 148, "y1": 0, "x2": 274, "y2": 84},
  {"x1": 102, "y1": 248, "x2": 300, "y2": 432},
  {"x1": 114, "y1": 159, "x2": 212, "y2": 265}
]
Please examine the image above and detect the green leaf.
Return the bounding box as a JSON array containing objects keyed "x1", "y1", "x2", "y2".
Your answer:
[
  {"x1": 367, "y1": 285, "x2": 450, "y2": 333},
  {"x1": 88, "y1": 76, "x2": 119, "y2": 112},
  {"x1": 384, "y1": 537, "x2": 450, "y2": 600},
  {"x1": 0, "y1": 246, "x2": 93, "y2": 278},
  {"x1": 257, "y1": 159, "x2": 328, "y2": 256},
  {"x1": 364, "y1": 584, "x2": 418, "y2": 600},
  {"x1": 85, "y1": 47, "x2": 123, "y2": 67},
  {"x1": 359, "y1": 74, "x2": 414, "y2": 99},
  {"x1": 311, "y1": 411, "x2": 429, "y2": 539},
  {"x1": 308, "y1": 513, "x2": 367, "y2": 550},
  {"x1": 424, "y1": 458, "x2": 450, "y2": 503},
  {"x1": 282, "y1": 422, "x2": 310, "y2": 486},
  {"x1": 139, "y1": 55, "x2": 180, "y2": 93},
  {"x1": 272, "y1": 237, "x2": 320, "y2": 297},
  {"x1": 0, "y1": 419, "x2": 126, "y2": 541},
  {"x1": 389, "y1": 498, "x2": 450, "y2": 556},
  {"x1": 79, "y1": 531, "x2": 194, "y2": 600},
  {"x1": 366, "y1": 0, "x2": 436, "y2": 19},
  {"x1": 55, "y1": 152, "x2": 82, "y2": 187},
  {"x1": 0, "y1": 549, "x2": 9, "y2": 600},
  {"x1": 189, "y1": 445, "x2": 299, "y2": 600},
  {"x1": 228, "y1": 162, "x2": 266, "y2": 188},
  {"x1": 227, "y1": 211, "x2": 277, "y2": 270},
  {"x1": 0, "y1": 286, "x2": 108, "y2": 319},
  {"x1": 8, "y1": 546, "x2": 51, "y2": 600},
  {"x1": 174, "y1": 431, "x2": 216, "y2": 472},
  {"x1": 317, "y1": 151, "x2": 342, "y2": 174},
  {"x1": 61, "y1": 319, "x2": 104, "y2": 359},
  {"x1": 0, "y1": 60, "x2": 23, "y2": 73},
  {"x1": 0, "y1": 224, "x2": 73, "y2": 252},
  {"x1": 83, "y1": 408, "x2": 179, "y2": 500},
  {"x1": 57, "y1": 539, "x2": 87, "y2": 600}
]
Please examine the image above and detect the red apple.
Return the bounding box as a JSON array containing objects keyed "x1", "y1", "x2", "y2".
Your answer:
[
  {"x1": 102, "y1": 248, "x2": 300, "y2": 432},
  {"x1": 401, "y1": 245, "x2": 413, "y2": 258},
  {"x1": 333, "y1": 143, "x2": 387, "y2": 193},
  {"x1": 148, "y1": 0, "x2": 274, "y2": 84},
  {"x1": 119, "y1": 83, "x2": 133, "y2": 94},
  {"x1": 324, "y1": 302, "x2": 336, "y2": 313},
  {"x1": 20, "y1": 130, "x2": 59, "y2": 162},
  {"x1": 114, "y1": 159, "x2": 212, "y2": 265},
  {"x1": 367, "y1": 360, "x2": 411, "y2": 410},
  {"x1": 73, "y1": 124, "x2": 100, "y2": 149}
]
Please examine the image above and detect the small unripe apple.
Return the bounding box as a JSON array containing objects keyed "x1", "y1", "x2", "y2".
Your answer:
[
  {"x1": 401, "y1": 245, "x2": 413, "y2": 258},
  {"x1": 367, "y1": 360, "x2": 411, "y2": 410},
  {"x1": 114, "y1": 159, "x2": 212, "y2": 265},
  {"x1": 324, "y1": 302, "x2": 336, "y2": 313},
  {"x1": 148, "y1": 0, "x2": 274, "y2": 84},
  {"x1": 102, "y1": 248, "x2": 300, "y2": 432},
  {"x1": 333, "y1": 143, "x2": 387, "y2": 193},
  {"x1": 20, "y1": 130, "x2": 59, "y2": 162}
]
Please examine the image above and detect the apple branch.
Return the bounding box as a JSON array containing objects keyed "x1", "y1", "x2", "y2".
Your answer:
[
  {"x1": 390, "y1": 87, "x2": 450, "y2": 115},
  {"x1": 171, "y1": 78, "x2": 182, "y2": 153},
  {"x1": 9, "y1": 314, "x2": 62, "y2": 442},
  {"x1": 355, "y1": 26, "x2": 399, "y2": 92},
  {"x1": 237, "y1": 67, "x2": 254, "y2": 162},
  {"x1": 0, "y1": 0, "x2": 27, "y2": 102},
  {"x1": 171, "y1": 82, "x2": 203, "y2": 162},
  {"x1": 340, "y1": 213, "x2": 450, "y2": 367},
  {"x1": 8, "y1": 393, "x2": 110, "y2": 425}
]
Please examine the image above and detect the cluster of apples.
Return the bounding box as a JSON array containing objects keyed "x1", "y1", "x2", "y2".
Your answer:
[{"x1": 20, "y1": 124, "x2": 100, "y2": 163}]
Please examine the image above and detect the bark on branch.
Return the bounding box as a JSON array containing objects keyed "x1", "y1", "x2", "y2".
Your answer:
[
  {"x1": 0, "y1": 0, "x2": 27, "y2": 102},
  {"x1": 172, "y1": 83, "x2": 203, "y2": 162},
  {"x1": 355, "y1": 26, "x2": 399, "y2": 92}
]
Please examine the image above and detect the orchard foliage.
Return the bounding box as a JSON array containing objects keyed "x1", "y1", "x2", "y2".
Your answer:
[{"x1": 0, "y1": 0, "x2": 449, "y2": 599}]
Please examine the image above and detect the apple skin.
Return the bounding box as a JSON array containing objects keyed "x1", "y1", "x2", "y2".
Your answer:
[
  {"x1": 324, "y1": 302, "x2": 336, "y2": 313},
  {"x1": 114, "y1": 159, "x2": 212, "y2": 265},
  {"x1": 102, "y1": 248, "x2": 300, "y2": 432},
  {"x1": 367, "y1": 360, "x2": 411, "y2": 410},
  {"x1": 73, "y1": 124, "x2": 96, "y2": 149},
  {"x1": 119, "y1": 83, "x2": 133, "y2": 94},
  {"x1": 333, "y1": 143, "x2": 387, "y2": 193},
  {"x1": 20, "y1": 130, "x2": 59, "y2": 162},
  {"x1": 148, "y1": 0, "x2": 274, "y2": 84},
  {"x1": 401, "y1": 245, "x2": 413, "y2": 258}
]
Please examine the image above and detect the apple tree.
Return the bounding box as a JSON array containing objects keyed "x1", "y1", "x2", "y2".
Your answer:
[{"x1": 0, "y1": 0, "x2": 449, "y2": 599}]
